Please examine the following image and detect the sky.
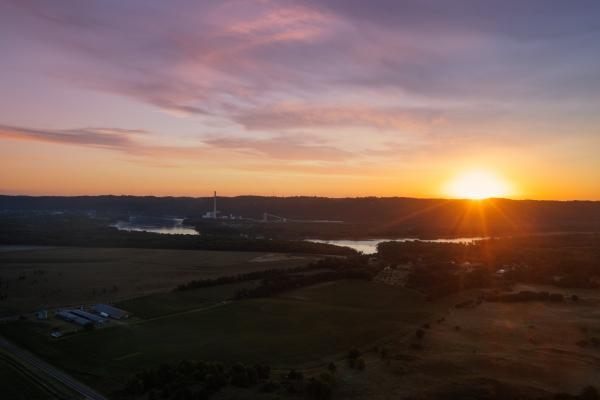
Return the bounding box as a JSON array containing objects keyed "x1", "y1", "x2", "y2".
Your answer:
[{"x1": 0, "y1": 0, "x2": 599, "y2": 200}]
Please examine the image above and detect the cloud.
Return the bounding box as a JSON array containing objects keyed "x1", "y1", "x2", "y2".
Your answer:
[
  {"x1": 0, "y1": 124, "x2": 354, "y2": 163},
  {"x1": 202, "y1": 134, "x2": 353, "y2": 161},
  {"x1": 235, "y1": 103, "x2": 443, "y2": 132},
  {"x1": 2, "y1": 0, "x2": 600, "y2": 157},
  {"x1": 0, "y1": 125, "x2": 143, "y2": 149}
]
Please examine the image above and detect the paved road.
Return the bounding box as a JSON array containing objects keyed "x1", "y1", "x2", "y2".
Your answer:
[{"x1": 0, "y1": 335, "x2": 108, "y2": 400}]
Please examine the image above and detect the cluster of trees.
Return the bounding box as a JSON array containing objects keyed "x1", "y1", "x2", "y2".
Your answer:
[
  {"x1": 234, "y1": 256, "x2": 375, "y2": 299},
  {"x1": 119, "y1": 360, "x2": 270, "y2": 399},
  {"x1": 0, "y1": 214, "x2": 354, "y2": 256},
  {"x1": 235, "y1": 269, "x2": 372, "y2": 299},
  {"x1": 378, "y1": 234, "x2": 600, "y2": 292},
  {"x1": 174, "y1": 255, "x2": 375, "y2": 299},
  {"x1": 346, "y1": 349, "x2": 366, "y2": 370},
  {"x1": 553, "y1": 386, "x2": 599, "y2": 400},
  {"x1": 174, "y1": 265, "x2": 314, "y2": 292},
  {"x1": 0, "y1": 277, "x2": 7, "y2": 300},
  {"x1": 485, "y1": 290, "x2": 565, "y2": 303},
  {"x1": 403, "y1": 261, "x2": 493, "y2": 298},
  {"x1": 119, "y1": 360, "x2": 338, "y2": 400}
]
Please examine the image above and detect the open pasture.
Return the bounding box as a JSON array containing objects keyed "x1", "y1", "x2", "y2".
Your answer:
[
  {"x1": 0, "y1": 280, "x2": 430, "y2": 392},
  {"x1": 0, "y1": 247, "x2": 318, "y2": 316},
  {"x1": 336, "y1": 285, "x2": 600, "y2": 399},
  {"x1": 0, "y1": 353, "x2": 55, "y2": 400}
]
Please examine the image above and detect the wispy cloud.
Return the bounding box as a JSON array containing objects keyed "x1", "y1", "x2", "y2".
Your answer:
[
  {"x1": 203, "y1": 134, "x2": 353, "y2": 161},
  {"x1": 0, "y1": 125, "x2": 143, "y2": 149},
  {"x1": 0, "y1": 125, "x2": 355, "y2": 163},
  {"x1": 235, "y1": 103, "x2": 443, "y2": 132}
]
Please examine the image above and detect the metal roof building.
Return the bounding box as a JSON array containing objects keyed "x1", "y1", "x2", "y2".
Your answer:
[
  {"x1": 92, "y1": 304, "x2": 129, "y2": 320},
  {"x1": 70, "y1": 309, "x2": 106, "y2": 325},
  {"x1": 56, "y1": 310, "x2": 93, "y2": 327}
]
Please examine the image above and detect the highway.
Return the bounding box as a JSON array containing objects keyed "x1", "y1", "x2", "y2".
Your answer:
[{"x1": 0, "y1": 335, "x2": 108, "y2": 400}]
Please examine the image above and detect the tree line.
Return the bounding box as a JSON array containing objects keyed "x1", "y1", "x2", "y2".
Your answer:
[
  {"x1": 0, "y1": 214, "x2": 355, "y2": 256},
  {"x1": 118, "y1": 359, "x2": 338, "y2": 400}
]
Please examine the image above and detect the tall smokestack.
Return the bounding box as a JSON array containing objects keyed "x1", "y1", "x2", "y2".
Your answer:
[{"x1": 213, "y1": 191, "x2": 217, "y2": 218}]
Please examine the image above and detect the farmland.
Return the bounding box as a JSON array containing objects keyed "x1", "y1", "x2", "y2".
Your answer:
[
  {"x1": 0, "y1": 246, "x2": 320, "y2": 316},
  {"x1": 0, "y1": 354, "x2": 55, "y2": 400},
  {"x1": 0, "y1": 280, "x2": 431, "y2": 393}
]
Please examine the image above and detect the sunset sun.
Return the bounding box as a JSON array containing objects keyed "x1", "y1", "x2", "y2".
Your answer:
[{"x1": 444, "y1": 170, "x2": 512, "y2": 200}]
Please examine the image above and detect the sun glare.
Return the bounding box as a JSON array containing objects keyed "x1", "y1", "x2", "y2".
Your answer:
[{"x1": 444, "y1": 170, "x2": 512, "y2": 200}]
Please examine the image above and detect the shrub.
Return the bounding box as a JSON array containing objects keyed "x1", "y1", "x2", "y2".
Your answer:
[
  {"x1": 327, "y1": 362, "x2": 337, "y2": 374},
  {"x1": 549, "y1": 293, "x2": 564, "y2": 302},
  {"x1": 306, "y1": 377, "x2": 333, "y2": 400},
  {"x1": 580, "y1": 386, "x2": 599, "y2": 400},
  {"x1": 356, "y1": 358, "x2": 366, "y2": 370},
  {"x1": 410, "y1": 342, "x2": 424, "y2": 350}
]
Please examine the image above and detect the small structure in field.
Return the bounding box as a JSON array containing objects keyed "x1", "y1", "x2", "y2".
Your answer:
[
  {"x1": 36, "y1": 309, "x2": 48, "y2": 320},
  {"x1": 92, "y1": 304, "x2": 129, "y2": 320}
]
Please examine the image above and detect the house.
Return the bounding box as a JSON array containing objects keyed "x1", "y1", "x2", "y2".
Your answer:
[{"x1": 92, "y1": 304, "x2": 129, "y2": 320}]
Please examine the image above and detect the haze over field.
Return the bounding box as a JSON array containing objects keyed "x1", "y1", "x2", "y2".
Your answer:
[{"x1": 1, "y1": 0, "x2": 599, "y2": 199}]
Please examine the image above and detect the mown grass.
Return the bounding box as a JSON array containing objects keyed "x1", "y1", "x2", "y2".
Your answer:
[
  {"x1": 0, "y1": 356, "x2": 55, "y2": 400},
  {"x1": 0, "y1": 280, "x2": 431, "y2": 392},
  {"x1": 116, "y1": 281, "x2": 259, "y2": 319}
]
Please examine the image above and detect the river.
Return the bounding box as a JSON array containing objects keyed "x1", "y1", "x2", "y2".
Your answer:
[
  {"x1": 112, "y1": 218, "x2": 484, "y2": 252},
  {"x1": 306, "y1": 237, "x2": 485, "y2": 254},
  {"x1": 113, "y1": 218, "x2": 199, "y2": 235}
]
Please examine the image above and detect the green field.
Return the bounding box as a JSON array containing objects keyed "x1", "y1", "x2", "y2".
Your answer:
[
  {"x1": 0, "y1": 355, "x2": 55, "y2": 400},
  {"x1": 116, "y1": 281, "x2": 258, "y2": 319},
  {"x1": 0, "y1": 280, "x2": 431, "y2": 392}
]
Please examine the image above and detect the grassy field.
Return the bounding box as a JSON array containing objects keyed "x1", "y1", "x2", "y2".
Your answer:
[
  {"x1": 0, "y1": 247, "x2": 319, "y2": 316},
  {"x1": 116, "y1": 281, "x2": 259, "y2": 319},
  {"x1": 0, "y1": 354, "x2": 55, "y2": 400},
  {"x1": 0, "y1": 280, "x2": 430, "y2": 392},
  {"x1": 335, "y1": 285, "x2": 600, "y2": 399}
]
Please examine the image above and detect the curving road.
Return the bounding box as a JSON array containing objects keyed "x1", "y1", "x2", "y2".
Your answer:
[{"x1": 0, "y1": 335, "x2": 108, "y2": 400}]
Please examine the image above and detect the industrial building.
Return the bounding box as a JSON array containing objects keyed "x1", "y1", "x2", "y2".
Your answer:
[
  {"x1": 202, "y1": 191, "x2": 219, "y2": 219},
  {"x1": 70, "y1": 309, "x2": 106, "y2": 325},
  {"x1": 56, "y1": 310, "x2": 93, "y2": 327},
  {"x1": 92, "y1": 303, "x2": 129, "y2": 320}
]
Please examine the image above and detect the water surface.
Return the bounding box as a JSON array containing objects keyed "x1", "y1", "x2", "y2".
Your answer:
[
  {"x1": 113, "y1": 218, "x2": 199, "y2": 235},
  {"x1": 306, "y1": 237, "x2": 485, "y2": 254}
]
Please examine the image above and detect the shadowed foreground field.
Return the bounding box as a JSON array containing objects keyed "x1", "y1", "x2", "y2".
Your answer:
[
  {"x1": 0, "y1": 280, "x2": 430, "y2": 392},
  {"x1": 336, "y1": 285, "x2": 600, "y2": 399},
  {"x1": 0, "y1": 354, "x2": 54, "y2": 400},
  {"x1": 0, "y1": 247, "x2": 319, "y2": 316}
]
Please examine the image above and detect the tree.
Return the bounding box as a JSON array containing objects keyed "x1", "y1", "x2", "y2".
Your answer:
[
  {"x1": 580, "y1": 386, "x2": 599, "y2": 400},
  {"x1": 356, "y1": 358, "x2": 366, "y2": 371},
  {"x1": 327, "y1": 362, "x2": 337, "y2": 374}
]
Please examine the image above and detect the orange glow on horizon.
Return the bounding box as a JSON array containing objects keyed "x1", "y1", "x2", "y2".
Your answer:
[{"x1": 443, "y1": 170, "x2": 513, "y2": 200}]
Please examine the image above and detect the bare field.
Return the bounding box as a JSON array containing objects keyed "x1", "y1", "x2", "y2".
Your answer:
[
  {"x1": 0, "y1": 247, "x2": 319, "y2": 316},
  {"x1": 336, "y1": 285, "x2": 600, "y2": 399}
]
